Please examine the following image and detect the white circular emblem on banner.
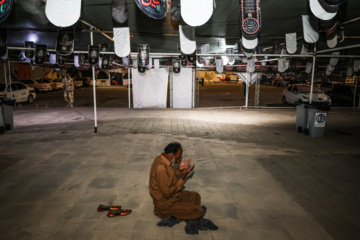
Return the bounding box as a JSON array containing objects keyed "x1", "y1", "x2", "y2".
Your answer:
[
  {"x1": 302, "y1": 15, "x2": 319, "y2": 44},
  {"x1": 179, "y1": 25, "x2": 196, "y2": 54},
  {"x1": 45, "y1": 0, "x2": 81, "y2": 27},
  {"x1": 346, "y1": 66, "x2": 353, "y2": 77},
  {"x1": 327, "y1": 34, "x2": 338, "y2": 49},
  {"x1": 216, "y1": 59, "x2": 223, "y2": 73},
  {"x1": 242, "y1": 37, "x2": 258, "y2": 50},
  {"x1": 309, "y1": 0, "x2": 337, "y2": 21},
  {"x1": 114, "y1": 28, "x2": 131, "y2": 58},
  {"x1": 286, "y1": 33, "x2": 297, "y2": 54},
  {"x1": 181, "y1": 0, "x2": 213, "y2": 27}
]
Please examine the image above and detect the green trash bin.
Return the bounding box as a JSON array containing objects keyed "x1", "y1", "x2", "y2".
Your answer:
[
  {"x1": 0, "y1": 103, "x2": 4, "y2": 134},
  {"x1": 296, "y1": 103, "x2": 308, "y2": 133},
  {"x1": 0, "y1": 98, "x2": 15, "y2": 131}
]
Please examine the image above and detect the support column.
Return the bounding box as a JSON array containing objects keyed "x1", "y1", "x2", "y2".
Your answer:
[
  {"x1": 245, "y1": 72, "x2": 250, "y2": 108},
  {"x1": 354, "y1": 75, "x2": 358, "y2": 108},
  {"x1": 192, "y1": 68, "x2": 195, "y2": 108},
  {"x1": 90, "y1": 28, "x2": 98, "y2": 133},
  {"x1": 310, "y1": 46, "x2": 317, "y2": 104},
  {"x1": 170, "y1": 68, "x2": 173, "y2": 108},
  {"x1": 3, "y1": 62, "x2": 7, "y2": 92},
  {"x1": 8, "y1": 60, "x2": 12, "y2": 98},
  {"x1": 255, "y1": 74, "x2": 260, "y2": 107},
  {"x1": 128, "y1": 68, "x2": 131, "y2": 108},
  {"x1": 195, "y1": 67, "x2": 200, "y2": 108}
]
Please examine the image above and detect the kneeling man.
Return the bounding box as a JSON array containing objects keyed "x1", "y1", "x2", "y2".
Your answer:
[{"x1": 149, "y1": 142, "x2": 218, "y2": 234}]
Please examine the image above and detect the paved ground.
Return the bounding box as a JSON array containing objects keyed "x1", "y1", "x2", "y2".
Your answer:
[{"x1": 0, "y1": 107, "x2": 359, "y2": 240}]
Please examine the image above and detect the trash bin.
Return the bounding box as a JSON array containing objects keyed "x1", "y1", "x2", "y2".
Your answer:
[
  {"x1": 0, "y1": 98, "x2": 15, "y2": 131},
  {"x1": 0, "y1": 103, "x2": 4, "y2": 134},
  {"x1": 306, "y1": 103, "x2": 331, "y2": 138},
  {"x1": 296, "y1": 103, "x2": 308, "y2": 133}
]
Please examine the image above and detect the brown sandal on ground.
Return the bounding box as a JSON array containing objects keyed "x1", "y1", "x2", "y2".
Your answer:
[
  {"x1": 107, "y1": 208, "x2": 132, "y2": 217},
  {"x1": 97, "y1": 204, "x2": 122, "y2": 212}
]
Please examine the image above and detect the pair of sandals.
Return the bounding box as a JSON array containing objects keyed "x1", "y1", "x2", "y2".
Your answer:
[{"x1": 97, "y1": 204, "x2": 132, "y2": 217}]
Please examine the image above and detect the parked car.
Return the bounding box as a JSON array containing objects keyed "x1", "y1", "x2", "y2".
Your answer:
[
  {"x1": 77, "y1": 78, "x2": 89, "y2": 87},
  {"x1": 111, "y1": 72, "x2": 123, "y2": 86},
  {"x1": 82, "y1": 77, "x2": 93, "y2": 87},
  {"x1": 96, "y1": 78, "x2": 110, "y2": 87},
  {"x1": 20, "y1": 79, "x2": 52, "y2": 93},
  {"x1": 272, "y1": 77, "x2": 288, "y2": 87},
  {"x1": 291, "y1": 77, "x2": 308, "y2": 84},
  {"x1": 311, "y1": 79, "x2": 324, "y2": 88},
  {"x1": 282, "y1": 84, "x2": 331, "y2": 105},
  {"x1": 74, "y1": 78, "x2": 83, "y2": 88},
  {"x1": 52, "y1": 79, "x2": 64, "y2": 90},
  {"x1": 318, "y1": 82, "x2": 342, "y2": 93},
  {"x1": 0, "y1": 82, "x2": 36, "y2": 104},
  {"x1": 43, "y1": 78, "x2": 63, "y2": 91},
  {"x1": 111, "y1": 79, "x2": 118, "y2": 85},
  {"x1": 36, "y1": 79, "x2": 53, "y2": 92},
  {"x1": 328, "y1": 84, "x2": 360, "y2": 107}
]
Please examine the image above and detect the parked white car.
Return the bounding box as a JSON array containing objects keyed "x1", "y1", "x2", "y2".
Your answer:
[
  {"x1": 282, "y1": 84, "x2": 331, "y2": 105},
  {"x1": 20, "y1": 79, "x2": 52, "y2": 93},
  {"x1": 0, "y1": 82, "x2": 37, "y2": 104}
]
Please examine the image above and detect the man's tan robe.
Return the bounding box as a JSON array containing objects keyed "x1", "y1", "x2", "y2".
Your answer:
[{"x1": 149, "y1": 154, "x2": 203, "y2": 220}]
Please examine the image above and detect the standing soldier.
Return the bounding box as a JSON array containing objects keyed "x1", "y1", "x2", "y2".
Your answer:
[{"x1": 62, "y1": 70, "x2": 75, "y2": 108}]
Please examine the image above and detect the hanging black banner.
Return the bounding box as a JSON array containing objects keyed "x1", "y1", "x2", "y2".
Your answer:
[
  {"x1": 56, "y1": 28, "x2": 75, "y2": 56},
  {"x1": 88, "y1": 45, "x2": 100, "y2": 66},
  {"x1": 0, "y1": 0, "x2": 13, "y2": 23},
  {"x1": 35, "y1": 44, "x2": 47, "y2": 65},
  {"x1": 0, "y1": 28, "x2": 7, "y2": 57},
  {"x1": 135, "y1": 0, "x2": 166, "y2": 19},
  {"x1": 240, "y1": 0, "x2": 261, "y2": 39},
  {"x1": 25, "y1": 41, "x2": 34, "y2": 58}
]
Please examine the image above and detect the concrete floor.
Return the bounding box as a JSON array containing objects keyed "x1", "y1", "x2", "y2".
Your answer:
[{"x1": 0, "y1": 107, "x2": 359, "y2": 240}]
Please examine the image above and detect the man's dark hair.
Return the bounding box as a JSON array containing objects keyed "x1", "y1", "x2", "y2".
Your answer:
[{"x1": 164, "y1": 142, "x2": 182, "y2": 154}]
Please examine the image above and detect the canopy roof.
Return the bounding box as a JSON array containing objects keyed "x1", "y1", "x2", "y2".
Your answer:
[{"x1": 1, "y1": 0, "x2": 360, "y2": 64}]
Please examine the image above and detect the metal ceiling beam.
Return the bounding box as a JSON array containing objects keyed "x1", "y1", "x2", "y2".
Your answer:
[
  {"x1": 317, "y1": 43, "x2": 360, "y2": 53},
  {"x1": 7, "y1": 46, "x2": 360, "y2": 59},
  {"x1": 78, "y1": 19, "x2": 114, "y2": 41},
  {"x1": 340, "y1": 17, "x2": 360, "y2": 26}
]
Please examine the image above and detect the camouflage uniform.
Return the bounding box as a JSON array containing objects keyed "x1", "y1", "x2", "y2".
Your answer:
[{"x1": 62, "y1": 75, "x2": 75, "y2": 108}]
